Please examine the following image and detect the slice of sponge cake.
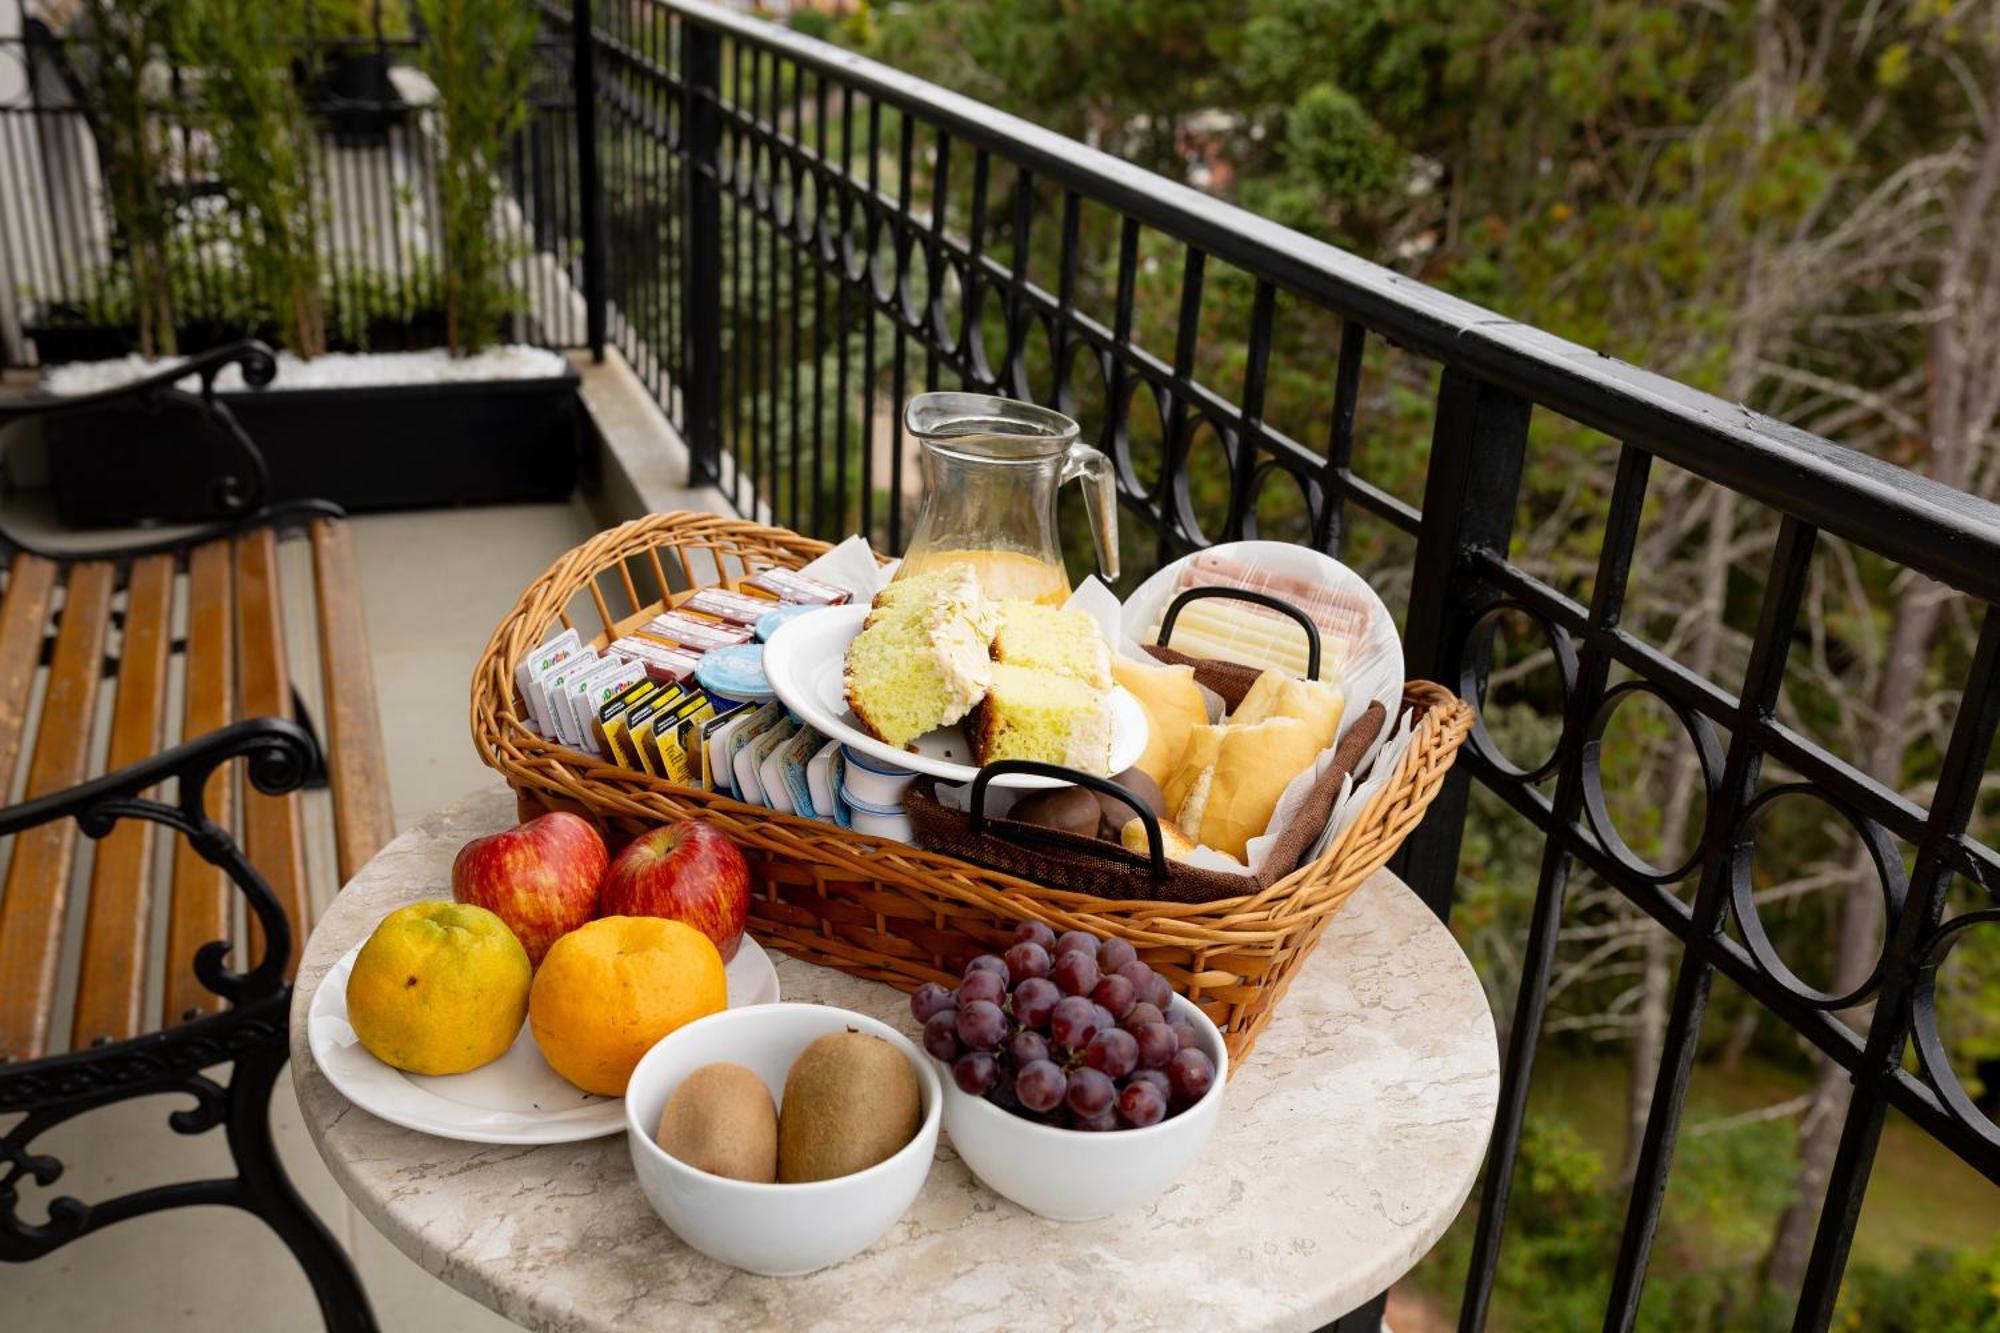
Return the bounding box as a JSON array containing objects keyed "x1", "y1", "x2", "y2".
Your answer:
[
  {"x1": 844, "y1": 564, "x2": 995, "y2": 749},
  {"x1": 989, "y1": 600, "x2": 1112, "y2": 688},
  {"x1": 965, "y1": 663, "x2": 1114, "y2": 774}
]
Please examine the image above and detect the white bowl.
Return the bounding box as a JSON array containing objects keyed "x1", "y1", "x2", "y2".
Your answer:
[
  {"x1": 938, "y1": 994, "x2": 1228, "y2": 1221},
  {"x1": 624, "y1": 1003, "x2": 942, "y2": 1275}
]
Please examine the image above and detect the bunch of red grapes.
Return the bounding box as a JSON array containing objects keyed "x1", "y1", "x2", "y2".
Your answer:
[{"x1": 910, "y1": 922, "x2": 1218, "y2": 1130}]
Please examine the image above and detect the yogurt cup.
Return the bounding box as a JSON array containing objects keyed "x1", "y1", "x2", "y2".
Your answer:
[{"x1": 841, "y1": 744, "x2": 917, "y2": 806}]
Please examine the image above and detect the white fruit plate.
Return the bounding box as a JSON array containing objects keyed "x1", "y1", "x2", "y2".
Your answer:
[
  {"x1": 761, "y1": 604, "x2": 1147, "y2": 789},
  {"x1": 308, "y1": 934, "x2": 780, "y2": 1144}
]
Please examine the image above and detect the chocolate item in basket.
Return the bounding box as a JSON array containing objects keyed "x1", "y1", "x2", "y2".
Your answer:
[
  {"x1": 638, "y1": 611, "x2": 755, "y2": 655},
  {"x1": 682, "y1": 587, "x2": 782, "y2": 627},
  {"x1": 609, "y1": 636, "x2": 699, "y2": 684},
  {"x1": 965, "y1": 664, "x2": 1112, "y2": 775},
  {"x1": 744, "y1": 566, "x2": 852, "y2": 606},
  {"x1": 1095, "y1": 767, "x2": 1166, "y2": 840},
  {"x1": 844, "y1": 566, "x2": 995, "y2": 748},
  {"x1": 1009, "y1": 784, "x2": 1103, "y2": 838}
]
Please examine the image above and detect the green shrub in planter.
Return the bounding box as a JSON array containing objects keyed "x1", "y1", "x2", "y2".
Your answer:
[
  {"x1": 311, "y1": 0, "x2": 412, "y2": 41},
  {"x1": 179, "y1": 0, "x2": 329, "y2": 356},
  {"x1": 414, "y1": 0, "x2": 537, "y2": 355},
  {"x1": 79, "y1": 0, "x2": 180, "y2": 355}
]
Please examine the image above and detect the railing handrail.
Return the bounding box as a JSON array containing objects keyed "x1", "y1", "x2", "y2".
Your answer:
[{"x1": 665, "y1": 0, "x2": 2000, "y2": 604}]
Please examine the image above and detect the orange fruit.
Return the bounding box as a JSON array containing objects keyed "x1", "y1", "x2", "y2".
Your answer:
[
  {"x1": 528, "y1": 916, "x2": 727, "y2": 1096},
  {"x1": 346, "y1": 901, "x2": 531, "y2": 1076}
]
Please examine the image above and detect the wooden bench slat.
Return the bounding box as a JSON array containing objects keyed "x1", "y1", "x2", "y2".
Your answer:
[
  {"x1": 0, "y1": 561, "x2": 114, "y2": 1061},
  {"x1": 0, "y1": 555, "x2": 58, "y2": 792},
  {"x1": 71, "y1": 555, "x2": 175, "y2": 1049},
  {"x1": 166, "y1": 540, "x2": 234, "y2": 1026},
  {"x1": 310, "y1": 520, "x2": 395, "y2": 884},
  {"x1": 235, "y1": 529, "x2": 308, "y2": 979}
]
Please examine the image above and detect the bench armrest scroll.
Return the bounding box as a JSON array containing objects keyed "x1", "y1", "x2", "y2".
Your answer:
[{"x1": 0, "y1": 716, "x2": 318, "y2": 1006}]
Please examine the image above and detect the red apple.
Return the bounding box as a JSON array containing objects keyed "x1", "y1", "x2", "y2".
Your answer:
[
  {"x1": 599, "y1": 821, "x2": 749, "y2": 962},
  {"x1": 452, "y1": 813, "x2": 607, "y2": 966}
]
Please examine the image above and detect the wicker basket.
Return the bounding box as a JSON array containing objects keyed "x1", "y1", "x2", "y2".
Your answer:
[{"x1": 471, "y1": 512, "x2": 1473, "y2": 1062}]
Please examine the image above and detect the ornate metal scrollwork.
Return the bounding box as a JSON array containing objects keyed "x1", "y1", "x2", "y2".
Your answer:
[{"x1": 0, "y1": 719, "x2": 318, "y2": 1009}]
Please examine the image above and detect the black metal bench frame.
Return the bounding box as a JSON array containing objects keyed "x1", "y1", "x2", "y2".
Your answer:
[{"x1": 0, "y1": 343, "x2": 376, "y2": 1332}]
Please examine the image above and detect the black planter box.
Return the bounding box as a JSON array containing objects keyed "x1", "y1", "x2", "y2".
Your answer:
[
  {"x1": 43, "y1": 368, "x2": 581, "y2": 527},
  {"x1": 24, "y1": 322, "x2": 138, "y2": 364},
  {"x1": 311, "y1": 52, "x2": 408, "y2": 140}
]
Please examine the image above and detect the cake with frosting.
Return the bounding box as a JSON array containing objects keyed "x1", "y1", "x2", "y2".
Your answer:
[
  {"x1": 989, "y1": 599, "x2": 1112, "y2": 689},
  {"x1": 964, "y1": 663, "x2": 1115, "y2": 775},
  {"x1": 965, "y1": 600, "x2": 1115, "y2": 773},
  {"x1": 844, "y1": 564, "x2": 997, "y2": 749}
]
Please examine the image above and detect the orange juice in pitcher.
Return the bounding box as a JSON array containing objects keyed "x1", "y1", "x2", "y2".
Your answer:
[{"x1": 893, "y1": 393, "x2": 1117, "y2": 604}]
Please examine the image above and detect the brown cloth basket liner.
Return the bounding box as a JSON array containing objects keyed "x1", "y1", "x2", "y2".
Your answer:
[
  {"x1": 907, "y1": 672, "x2": 1392, "y2": 904},
  {"x1": 470, "y1": 511, "x2": 1475, "y2": 1063}
]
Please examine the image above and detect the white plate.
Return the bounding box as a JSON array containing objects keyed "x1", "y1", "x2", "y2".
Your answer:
[
  {"x1": 762, "y1": 604, "x2": 1146, "y2": 789},
  {"x1": 308, "y1": 933, "x2": 780, "y2": 1144}
]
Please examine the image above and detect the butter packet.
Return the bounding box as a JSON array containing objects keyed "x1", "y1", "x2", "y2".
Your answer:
[
  {"x1": 736, "y1": 715, "x2": 799, "y2": 806},
  {"x1": 535, "y1": 649, "x2": 601, "y2": 748},
  {"x1": 806, "y1": 737, "x2": 843, "y2": 819},
  {"x1": 623, "y1": 684, "x2": 690, "y2": 776},
  {"x1": 765, "y1": 725, "x2": 824, "y2": 817},
  {"x1": 516, "y1": 628, "x2": 581, "y2": 734},
  {"x1": 697, "y1": 702, "x2": 748, "y2": 791},
  {"x1": 653, "y1": 695, "x2": 717, "y2": 785},
  {"x1": 566, "y1": 658, "x2": 646, "y2": 756},
  {"x1": 532, "y1": 640, "x2": 592, "y2": 736},
  {"x1": 717, "y1": 701, "x2": 784, "y2": 799},
  {"x1": 636, "y1": 690, "x2": 705, "y2": 778},
  {"x1": 598, "y1": 679, "x2": 665, "y2": 768}
]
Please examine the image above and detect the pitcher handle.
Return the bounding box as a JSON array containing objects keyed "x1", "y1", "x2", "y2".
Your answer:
[{"x1": 1061, "y1": 441, "x2": 1119, "y2": 583}]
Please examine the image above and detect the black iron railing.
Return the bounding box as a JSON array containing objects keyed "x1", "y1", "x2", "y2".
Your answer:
[
  {"x1": 565, "y1": 6, "x2": 2000, "y2": 1330},
  {"x1": 0, "y1": 3, "x2": 589, "y2": 365}
]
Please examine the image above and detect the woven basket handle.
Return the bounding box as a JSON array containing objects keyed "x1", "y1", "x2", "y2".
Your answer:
[
  {"x1": 1157, "y1": 585, "x2": 1321, "y2": 680},
  {"x1": 966, "y1": 761, "x2": 1168, "y2": 879}
]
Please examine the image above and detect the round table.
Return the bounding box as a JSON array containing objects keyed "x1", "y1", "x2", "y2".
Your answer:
[{"x1": 291, "y1": 786, "x2": 1498, "y2": 1332}]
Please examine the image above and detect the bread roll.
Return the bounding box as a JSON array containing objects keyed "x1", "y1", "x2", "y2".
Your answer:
[
  {"x1": 1112, "y1": 656, "x2": 1210, "y2": 786},
  {"x1": 1232, "y1": 670, "x2": 1344, "y2": 751},
  {"x1": 1171, "y1": 716, "x2": 1321, "y2": 860},
  {"x1": 1120, "y1": 815, "x2": 1200, "y2": 862}
]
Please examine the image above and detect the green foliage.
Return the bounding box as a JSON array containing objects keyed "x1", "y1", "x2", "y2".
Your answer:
[
  {"x1": 1835, "y1": 1234, "x2": 2000, "y2": 1333},
  {"x1": 309, "y1": 0, "x2": 411, "y2": 41},
  {"x1": 79, "y1": 0, "x2": 179, "y2": 356},
  {"x1": 786, "y1": 8, "x2": 838, "y2": 42},
  {"x1": 179, "y1": 0, "x2": 329, "y2": 356},
  {"x1": 850, "y1": 0, "x2": 2000, "y2": 1307},
  {"x1": 414, "y1": 0, "x2": 537, "y2": 355}
]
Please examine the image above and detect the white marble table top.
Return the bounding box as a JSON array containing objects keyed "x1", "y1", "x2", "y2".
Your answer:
[{"x1": 290, "y1": 785, "x2": 1498, "y2": 1333}]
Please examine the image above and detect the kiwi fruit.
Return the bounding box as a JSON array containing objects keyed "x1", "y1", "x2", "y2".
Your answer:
[
  {"x1": 777, "y1": 1030, "x2": 922, "y2": 1183},
  {"x1": 656, "y1": 1062, "x2": 779, "y2": 1183}
]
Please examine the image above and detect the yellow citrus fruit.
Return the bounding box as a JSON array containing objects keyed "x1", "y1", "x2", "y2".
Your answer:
[
  {"x1": 346, "y1": 900, "x2": 531, "y2": 1075},
  {"x1": 529, "y1": 916, "x2": 727, "y2": 1096}
]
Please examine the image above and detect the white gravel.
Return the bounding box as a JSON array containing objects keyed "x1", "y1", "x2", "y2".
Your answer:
[{"x1": 42, "y1": 346, "x2": 571, "y2": 395}]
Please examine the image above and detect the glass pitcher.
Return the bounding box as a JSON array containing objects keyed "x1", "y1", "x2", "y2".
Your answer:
[{"x1": 894, "y1": 392, "x2": 1118, "y2": 605}]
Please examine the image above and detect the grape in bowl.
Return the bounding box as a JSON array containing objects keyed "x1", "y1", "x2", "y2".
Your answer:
[{"x1": 914, "y1": 927, "x2": 1228, "y2": 1221}]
